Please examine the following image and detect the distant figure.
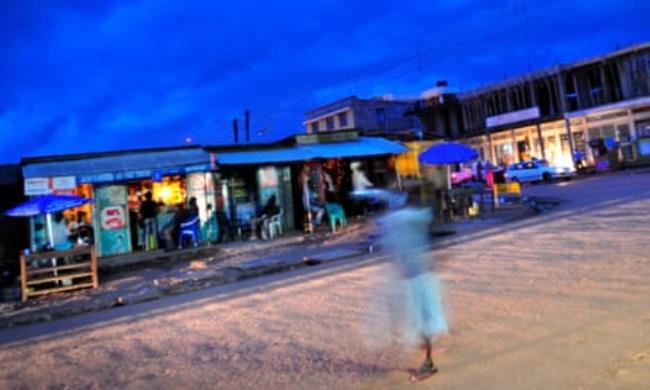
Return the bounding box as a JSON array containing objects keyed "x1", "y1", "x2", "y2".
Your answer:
[
  {"x1": 485, "y1": 162, "x2": 494, "y2": 189},
  {"x1": 302, "y1": 166, "x2": 325, "y2": 229},
  {"x1": 351, "y1": 161, "x2": 373, "y2": 191},
  {"x1": 250, "y1": 195, "x2": 280, "y2": 240},
  {"x1": 573, "y1": 149, "x2": 585, "y2": 171},
  {"x1": 187, "y1": 197, "x2": 199, "y2": 219},
  {"x1": 139, "y1": 191, "x2": 159, "y2": 251},
  {"x1": 475, "y1": 160, "x2": 484, "y2": 182},
  {"x1": 377, "y1": 196, "x2": 448, "y2": 383},
  {"x1": 323, "y1": 170, "x2": 337, "y2": 202},
  {"x1": 52, "y1": 212, "x2": 73, "y2": 250}
]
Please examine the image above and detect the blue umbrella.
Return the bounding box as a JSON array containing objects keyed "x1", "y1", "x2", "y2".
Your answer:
[
  {"x1": 5, "y1": 195, "x2": 94, "y2": 217},
  {"x1": 419, "y1": 142, "x2": 478, "y2": 165},
  {"x1": 5, "y1": 195, "x2": 94, "y2": 249}
]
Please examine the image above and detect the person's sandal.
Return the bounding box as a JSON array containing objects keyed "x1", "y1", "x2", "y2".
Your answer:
[{"x1": 408, "y1": 362, "x2": 438, "y2": 383}]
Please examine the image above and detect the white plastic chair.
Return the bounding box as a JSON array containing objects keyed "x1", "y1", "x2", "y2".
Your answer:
[{"x1": 265, "y1": 210, "x2": 284, "y2": 240}]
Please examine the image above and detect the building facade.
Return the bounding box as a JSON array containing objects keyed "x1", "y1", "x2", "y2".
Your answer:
[
  {"x1": 304, "y1": 96, "x2": 419, "y2": 138},
  {"x1": 457, "y1": 43, "x2": 650, "y2": 168}
]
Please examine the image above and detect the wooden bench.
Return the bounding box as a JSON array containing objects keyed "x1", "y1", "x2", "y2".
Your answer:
[{"x1": 20, "y1": 246, "x2": 98, "y2": 301}]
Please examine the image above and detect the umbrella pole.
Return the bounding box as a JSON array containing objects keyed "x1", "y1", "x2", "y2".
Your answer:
[
  {"x1": 46, "y1": 213, "x2": 58, "y2": 278},
  {"x1": 446, "y1": 165, "x2": 452, "y2": 190},
  {"x1": 46, "y1": 213, "x2": 55, "y2": 248}
]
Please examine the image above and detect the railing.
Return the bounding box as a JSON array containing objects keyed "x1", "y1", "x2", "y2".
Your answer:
[{"x1": 20, "y1": 246, "x2": 98, "y2": 302}]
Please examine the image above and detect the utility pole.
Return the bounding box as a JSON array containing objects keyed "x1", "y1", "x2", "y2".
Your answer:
[
  {"x1": 232, "y1": 118, "x2": 239, "y2": 144},
  {"x1": 244, "y1": 109, "x2": 251, "y2": 142}
]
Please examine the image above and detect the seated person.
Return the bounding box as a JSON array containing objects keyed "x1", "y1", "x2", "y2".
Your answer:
[
  {"x1": 305, "y1": 191, "x2": 325, "y2": 227},
  {"x1": 250, "y1": 195, "x2": 280, "y2": 240}
]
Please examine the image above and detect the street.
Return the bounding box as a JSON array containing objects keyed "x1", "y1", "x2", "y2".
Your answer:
[{"x1": 1, "y1": 172, "x2": 650, "y2": 389}]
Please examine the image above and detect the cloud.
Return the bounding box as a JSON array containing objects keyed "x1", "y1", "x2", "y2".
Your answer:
[{"x1": 0, "y1": 0, "x2": 648, "y2": 163}]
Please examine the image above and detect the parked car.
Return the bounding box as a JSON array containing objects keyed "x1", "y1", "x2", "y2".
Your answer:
[
  {"x1": 504, "y1": 160, "x2": 573, "y2": 183},
  {"x1": 451, "y1": 167, "x2": 473, "y2": 185}
]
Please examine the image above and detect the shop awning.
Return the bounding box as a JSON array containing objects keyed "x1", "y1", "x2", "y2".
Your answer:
[
  {"x1": 23, "y1": 148, "x2": 213, "y2": 183},
  {"x1": 216, "y1": 137, "x2": 406, "y2": 166}
]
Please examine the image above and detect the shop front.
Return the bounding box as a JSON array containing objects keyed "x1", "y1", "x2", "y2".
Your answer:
[
  {"x1": 22, "y1": 147, "x2": 217, "y2": 257},
  {"x1": 211, "y1": 131, "x2": 406, "y2": 235}
]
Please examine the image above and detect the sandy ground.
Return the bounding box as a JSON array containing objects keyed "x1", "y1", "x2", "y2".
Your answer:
[{"x1": 0, "y1": 172, "x2": 649, "y2": 389}]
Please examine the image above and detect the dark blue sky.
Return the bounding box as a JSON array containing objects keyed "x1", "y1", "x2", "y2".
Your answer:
[{"x1": 1, "y1": 0, "x2": 648, "y2": 163}]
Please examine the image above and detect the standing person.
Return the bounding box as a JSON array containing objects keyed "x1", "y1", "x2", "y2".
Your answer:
[
  {"x1": 475, "y1": 160, "x2": 484, "y2": 182},
  {"x1": 301, "y1": 166, "x2": 324, "y2": 230},
  {"x1": 139, "y1": 191, "x2": 159, "y2": 251},
  {"x1": 351, "y1": 161, "x2": 373, "y2": 191},
  {"x1": 187, "y1": 196, "x2": 199, "y2": 219},
  {"x1": 376, "y1": 191, "x2": 449, "y2": 383},
  {"x1": 573, "y1": 149, "x2": 585, "y2": 172}
]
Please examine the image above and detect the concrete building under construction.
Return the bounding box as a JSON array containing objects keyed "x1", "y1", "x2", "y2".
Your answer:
[{"x1": 457, "y1": 43, "x2": 650, "y2": 168}]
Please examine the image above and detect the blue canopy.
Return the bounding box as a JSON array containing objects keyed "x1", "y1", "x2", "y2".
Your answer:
[
  {"x1": 5, "y1": 195, "x2": 94, "y2": 217},
  {"x1": 216, "y1": 137, "x2": 406, "y2": 165},
  {"x1": 419, "y1": 142, "x2": 478, "y2": 165}
]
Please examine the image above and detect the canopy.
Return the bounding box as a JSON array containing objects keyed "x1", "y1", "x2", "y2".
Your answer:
[
  {"x1": 216, "y1": 137, "x2": 406, "y2": 165},
  {"x1": 5, "y1": 195, "x2": 94, "y2": 217},
  {"x1": 22, "y1": 147, "x2": 212, "y2": 183},
  {"x1": 419, "y1": 142, "x2": 478, "y2": 165}
]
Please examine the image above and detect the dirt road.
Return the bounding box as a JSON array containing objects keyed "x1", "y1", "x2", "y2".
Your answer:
[{"x1": 1, "y1": 172, "x2": 649, "y2": 389}]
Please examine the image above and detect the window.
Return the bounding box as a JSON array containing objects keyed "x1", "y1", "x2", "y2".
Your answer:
[
  {"x1": 338, "y1": 112, "x2": 348, "y2": 128},
  {"x1": 375, "y1": 108, "x2": 386, "y2": 127},
  {"x1": 326, "y1": 116, "x2": 334, "y2": 130},
  {"x1": 311, "y1": 122, "x2": 319, "y2": 133}
]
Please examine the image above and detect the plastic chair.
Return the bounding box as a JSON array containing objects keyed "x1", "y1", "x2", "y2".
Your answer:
[
  {"x1": 325, "y1": 203, "x2": 347, "y2": 233},
  {"x1": 265, "y1": 210, "x2": 284, "y2": 240},
  {"x1": 178, "y1": 216, "x2": 200, "y2": 248}
]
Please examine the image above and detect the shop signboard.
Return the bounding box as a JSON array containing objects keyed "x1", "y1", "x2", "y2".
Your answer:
[
  {"x1": 51, "y1": 176, "x2": 76, "y2": 195},
  {"x1": 24, "y1": 176, "x2": 77, "y2": 195},
  {"x1": 486, "y1": 107, "x2": 540, "y2": 128},
  {"x1": 94, "y1": 185, "x2": 131, "y2": 256},
  {"x1": 24, "y1": 178, "x2": 51, "y2": 196}
]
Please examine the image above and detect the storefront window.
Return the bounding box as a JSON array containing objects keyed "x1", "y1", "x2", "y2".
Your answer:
[
  {"x1": 617, "y1": 124, "x2": 635, "y2": 161},
  {"x1": 636, "y1": 119, "x2": 650, "y2": 138}
]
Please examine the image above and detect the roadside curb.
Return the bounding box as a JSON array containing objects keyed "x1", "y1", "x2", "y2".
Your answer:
[{"x1": 0, "y1": 208, "x2": 537, "y2": 330}]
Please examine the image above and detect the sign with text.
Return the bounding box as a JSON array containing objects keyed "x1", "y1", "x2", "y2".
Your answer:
[
  {"x1": 24, "y1": 176, "x2": 77, "y2": 195},
  {"x1": 24, "y1": 178, "x2": 50, "y2": 195},
  {"x1": 486, "y1": 107, "x2": 540, "y2": 128}
]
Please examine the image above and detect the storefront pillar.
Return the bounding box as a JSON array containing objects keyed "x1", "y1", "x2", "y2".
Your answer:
[
  {"x1": 510, "y1": 129, "x2": 517, "y2": 162},
  {"x1": 536, "y1": 122, "x2": 547, "y2": 160},
  {"x1": 556, "y1": 73, "x2": 577, "y2": 168},
  {"x1": 487, "y1": 131, "x2": 495, "y2": 164}
]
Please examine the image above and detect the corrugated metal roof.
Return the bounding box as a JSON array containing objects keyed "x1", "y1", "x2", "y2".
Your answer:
[
  {"x1": 23, "y1": 148, "x2": 212, "y2": 180},
  {"x1": 216, "y1": 137, "x2": 406, "y2": 165},
  {"x1": 21, "y1": 137, "x2": 406, "y2": 179}
]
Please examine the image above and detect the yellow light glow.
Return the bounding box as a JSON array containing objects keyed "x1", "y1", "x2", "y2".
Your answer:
[{"x1": 159, "y1": 187, "x2": 172, "y2": 200}]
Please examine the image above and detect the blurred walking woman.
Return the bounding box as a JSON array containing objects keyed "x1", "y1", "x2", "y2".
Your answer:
[{"x1": 377, "y1": 195, "x2": 449, "y2": 382}]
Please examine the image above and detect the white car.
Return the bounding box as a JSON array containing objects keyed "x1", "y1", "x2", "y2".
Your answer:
[{"x1": 505, "y1": 160, "x2": 573, "y2": 183}]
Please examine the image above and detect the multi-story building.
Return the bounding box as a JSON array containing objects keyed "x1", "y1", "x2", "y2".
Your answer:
[
  {"x1": 304, "y1": 96, "x2": 419, "y2": 138},
  {"x1": 456, "y1": 42, "x2": 650, "y2": 168}
]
